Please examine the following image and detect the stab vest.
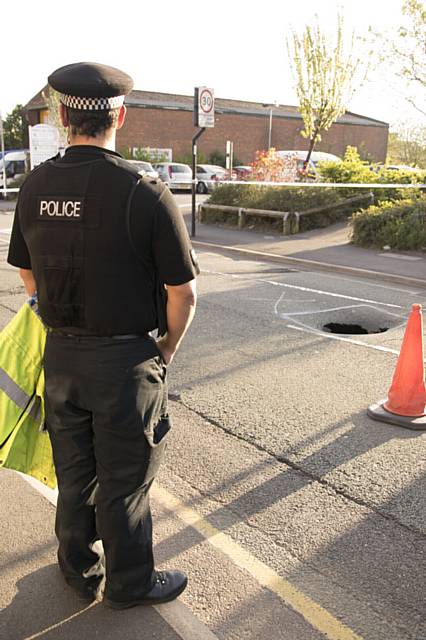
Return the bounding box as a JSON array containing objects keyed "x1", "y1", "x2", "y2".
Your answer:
[{"x1": 18, "y1": 151, "x2": 162, "y2": 335}]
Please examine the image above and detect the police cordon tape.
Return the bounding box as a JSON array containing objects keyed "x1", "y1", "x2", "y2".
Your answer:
[
  {"x1": 212, "y1": 181, "x2": 426, "y2": 188},
  {"x1": 3, "y1": 182, "x2": 426, "y2": 197},
  {"x1": 0, "y1": 188, "x2": 19, "y2": 195}
]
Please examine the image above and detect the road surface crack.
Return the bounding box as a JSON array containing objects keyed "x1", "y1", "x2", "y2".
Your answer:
[{"x1": 172, "y1": 398, "x2": 426, "y2": 541}]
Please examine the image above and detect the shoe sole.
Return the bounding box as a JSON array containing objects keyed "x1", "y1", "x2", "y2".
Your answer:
[{"x1": 103, "y1": 577, "x2": 188, "y2": 610}]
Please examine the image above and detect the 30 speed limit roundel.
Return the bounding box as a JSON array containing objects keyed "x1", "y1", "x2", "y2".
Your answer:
[
  {"x1": 200, "y1": 89, "x2": 213, "y2": 113},
  {"x1": 195, "y1": 86, "x2": 215, "y2": 128}
]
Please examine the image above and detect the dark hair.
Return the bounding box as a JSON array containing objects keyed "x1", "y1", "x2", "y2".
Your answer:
[{"x1": 66, "y1": 106, "x2": 120, "y2": 138}]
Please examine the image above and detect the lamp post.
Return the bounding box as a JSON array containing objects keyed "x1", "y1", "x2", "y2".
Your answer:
[
  {"x1": 263, "y1": 101, "x2": 279, "y2": 150},
  {"x1": 268, "y1": 108, "x2": 273, "y2": 149}
]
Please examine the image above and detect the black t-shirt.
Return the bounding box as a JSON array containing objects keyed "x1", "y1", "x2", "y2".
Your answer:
[{"x1": 8, "y1": 145, "x2": 199, "y2": 287}]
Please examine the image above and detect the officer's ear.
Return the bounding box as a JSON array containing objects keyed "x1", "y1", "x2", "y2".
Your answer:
[
  {"x1": 60, "y1": 103, "x2": 69, "y2": 127},
  {"x1": 116, "y1": 105, "x2": 127, "y2": 130}
]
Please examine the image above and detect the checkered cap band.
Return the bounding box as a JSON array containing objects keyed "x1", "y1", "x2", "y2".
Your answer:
[{"x1": 60, "y1": 93, "x2": 125, "y2": 110}]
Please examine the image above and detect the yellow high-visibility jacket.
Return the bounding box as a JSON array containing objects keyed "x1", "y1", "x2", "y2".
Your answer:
[{"x1": 0, "y1": 300, "x2": 56, "y2": 488}]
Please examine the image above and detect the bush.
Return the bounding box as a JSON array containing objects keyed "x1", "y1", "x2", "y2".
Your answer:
[
  {"x1": 174, "y1": 150, "x2": 208, "y2": 165},
  {"x1": 207, "y1": 183, "x2": 369, "y2": 232},
  {"x1": 120, "y1": 147, "x2": 169, "y2": 163},
  {"x1": 318, "y1": 146, "x2": 426, "y2": 204},
  {"x1": 208, "y1": 150, "x2": 243, "y2": 167},
  {"x1": 351, "y1": 196, "x2": 426, "y2": 251}
]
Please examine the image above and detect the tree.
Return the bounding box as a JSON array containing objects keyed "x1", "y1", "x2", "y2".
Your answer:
[
  {"x1": 250, "y1": 148, "x2": 297, "y2": 182},
  {"x1": 391, "y1": 0, "x2": 426, "y2": 116},
  {"x1": 41, "y1": 88, "x2": 67, "y2": 146},
  {"x1": 2, "y1": 104, "x2": 28, "y2": 149},
  {"x1": 387, "y1": 122, "x2": 426, "y2": 167},
  {"x1": 287, "y1": 15, "x2": 368, "y2": 166}
]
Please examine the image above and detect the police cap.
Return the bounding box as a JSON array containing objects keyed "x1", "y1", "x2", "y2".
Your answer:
[{"x1": 48, "y1": 62, "x2": 134, "y2": 111}]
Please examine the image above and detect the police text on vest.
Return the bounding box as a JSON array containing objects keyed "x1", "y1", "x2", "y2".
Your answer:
[{"x1": 39, "y1": 200, "x2": 82, "y2": 218}]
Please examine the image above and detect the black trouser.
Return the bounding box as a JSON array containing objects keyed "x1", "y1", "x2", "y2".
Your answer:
[{"x1": 44, "y1": 333, "x2": 169, "y2": 603}]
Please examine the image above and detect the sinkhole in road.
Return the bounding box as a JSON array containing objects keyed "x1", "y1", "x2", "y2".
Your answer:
[
  {"x1": 303, "y1": 305, "x2": 405, "y2": 335},
  {"x1": 323, "y1": 322, "x2": 389, "y2": 335}
]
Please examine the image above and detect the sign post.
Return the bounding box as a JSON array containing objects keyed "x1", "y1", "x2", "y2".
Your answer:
[
  {"x1": 226, "y1": 140, "x2": 233, "y2": 175},
  {"x1": 192, "y1": 87, "x2": 214, "y2": 237}
]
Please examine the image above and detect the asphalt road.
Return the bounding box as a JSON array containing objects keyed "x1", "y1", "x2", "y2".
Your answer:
[{"x1": 1, "y1": 201, "x2": 426, "y2": 640}]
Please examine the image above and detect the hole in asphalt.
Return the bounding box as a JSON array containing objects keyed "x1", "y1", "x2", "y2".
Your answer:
[{"x1": 323, "y1": 322, "x2": 389, "y2": 335}]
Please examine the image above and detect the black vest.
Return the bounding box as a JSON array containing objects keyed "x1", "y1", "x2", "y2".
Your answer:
[{"x1": 19, "y1": 150, "x2": 162, "y2": 335}]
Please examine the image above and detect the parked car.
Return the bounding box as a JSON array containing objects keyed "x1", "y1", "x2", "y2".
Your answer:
[
  {"x1": 233, "y1": 165, "x2": 253, "y2": 179},
  {"x1": 0, "y1": 150, "x2": 29, "y2": 188},
  {"x1": 382, "y1": 164, "x2": 422, "y2": 172},
  {"x1": 196, "y1": 164, "x2": 226, "y2": 193},
  {"x1": 153, "y1": 162, "x2": 193, "y2": 191},
  {"x1": 127, "y1": 160, "x2": 159, "y2": 179},
  {"x1": 276, "y1": 150, "x2": 341, "y2": 180}
]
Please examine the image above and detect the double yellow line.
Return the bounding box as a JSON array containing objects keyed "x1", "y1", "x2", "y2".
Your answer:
[{"x1": 153, "y1": 484, "x2": 362, "y2": 640}]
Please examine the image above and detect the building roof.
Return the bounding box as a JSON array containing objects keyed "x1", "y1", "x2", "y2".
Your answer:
[
  {"x1": 26, "y1": 87, "x2": 388, "y2": 128},
  {"x1": 26, "y1": 88, "x2": 48, "y2": 110}
]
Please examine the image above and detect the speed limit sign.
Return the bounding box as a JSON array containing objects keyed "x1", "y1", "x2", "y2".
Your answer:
[{"x1": 194, "y1": 87, "x2": 215, "y2": 128}]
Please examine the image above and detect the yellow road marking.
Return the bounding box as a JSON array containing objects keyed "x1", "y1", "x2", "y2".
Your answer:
[{"x1": 153, "y1": 484, "x2": 363, "y2": 640}]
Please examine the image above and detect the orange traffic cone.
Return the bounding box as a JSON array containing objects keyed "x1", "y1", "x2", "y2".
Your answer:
[{"x1": 368, "y1": 303, "x2": 426, "y2": 430}]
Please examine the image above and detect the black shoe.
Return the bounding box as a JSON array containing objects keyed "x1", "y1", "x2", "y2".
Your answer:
[
  {"x1": 70, "y1": 582, "x2": 103, "y2": 603},
  {"x1": 104, "y1": 570, "x2": 188, "y2": 609}
]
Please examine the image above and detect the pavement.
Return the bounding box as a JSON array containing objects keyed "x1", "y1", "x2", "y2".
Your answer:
[
  {"x1": 187, "y1": 214, "x2": 426, "y2": 288},
  {"x1": 0, "y1": 471, "x2": 188, "y2": 640}
]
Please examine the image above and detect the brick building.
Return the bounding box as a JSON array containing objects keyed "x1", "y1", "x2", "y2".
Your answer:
[{"x1": 25, "y1": 87, "x2": 389, "y2": 163}]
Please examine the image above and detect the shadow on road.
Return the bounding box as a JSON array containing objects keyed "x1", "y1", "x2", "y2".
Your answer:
[{"x1": 0, "y1": 565, "x2": 179, "y2": 640}]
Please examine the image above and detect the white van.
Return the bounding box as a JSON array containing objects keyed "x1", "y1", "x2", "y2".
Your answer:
[
  {"x1": 276, "y1": 150, "x2": 340, "y2": 180},
  {"x1": 0, "y1": 150, "x2": 30, "y2": 189}
]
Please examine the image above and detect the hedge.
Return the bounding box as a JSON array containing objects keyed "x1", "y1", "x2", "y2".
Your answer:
[
  {"x1": 318, "y1": 146, "x2": 426, "y2": 204},
  {"x1": 206, "y1": 184, "x2": 369, "y2": 232},
  {"x1": 351, "y1": 196, "x2": 426, "y2": 251}
]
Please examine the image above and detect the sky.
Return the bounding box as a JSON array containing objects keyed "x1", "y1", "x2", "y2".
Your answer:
[{"x1": 1, "y1": 0, "x2": 422, "y2": 130}]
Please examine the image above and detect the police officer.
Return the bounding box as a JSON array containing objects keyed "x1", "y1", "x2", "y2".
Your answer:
[{"x1": 7, "y1": 62, "x2": 198, "y2": 609}]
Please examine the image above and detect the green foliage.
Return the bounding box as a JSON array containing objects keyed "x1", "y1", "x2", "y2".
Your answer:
[
  {"x1": 351, "y1": 195, "x2": 426, "y2": 251},
  {"x1": 317, "y1": 145, "x2": 426, "y2": 203},
  {"x1": 41, "y1": 89, "x2": 67, "y2": 146},
  {"x1": 207, "y1": 183, "x2": 366, "y2": 232},
  {"x1": 387, "y1": 126, "x2": 426, "y2": 168},
  {"x1": 208, "y1": 150, "x2": 227, "y2": 166},
  {"x1": 3, "y1": 105, "x2": 28, "y2": 149},
  {"x1": 208, "y1": 150, "x2": 243, "y2": 167},
  {"x1": 287, "y1": 15, "x2": 368, "y2": 162},
  {"x1": 318, "y1": 146, "x2": 372, "y2": 183},
  {"x1": 174, "y1": 150, "x2": 208, "y2": 165},
  {"x1": 120, "y1": 147, "x2": 134, "y2": 159},
  {"x1": 120, "y1": 147, "x2": 169, "y2": 163}
]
